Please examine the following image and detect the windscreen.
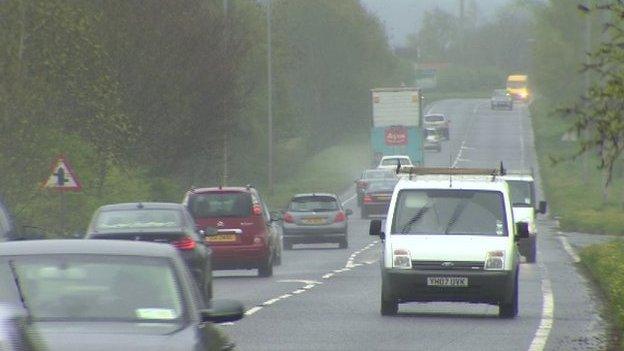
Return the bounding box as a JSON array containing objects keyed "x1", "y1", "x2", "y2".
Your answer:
[
  {"x1": 367, "y1": 180, "x2": 397, "y2": 192},
  {"x1": 95, "y1": 209, "x2": 183, "y2": 230},
  {"x1": 5, "y1": 255, "x2": 184, "y2": 322},
  {"x1": 289, "y1": 196, "x2": 338, "y2": 212},
  {"x1": 507, "y1": 180, "x2": 535, "y2": 206},
  {"x1": 425, "y1": 115, "x2": 444, "y2": 122},
  {"x1": 392, "y1": 189, "x2": 507, "y2": 236},
  {"x1": 381, "y1": 158, "x2": 411, "y2": 166},
  {"x1": 188, "y1": 192, "x2": 252, "y2": 218},
  {"x1": 507, "y1": 81, "x2": 526, "y2": 89},
  {"x1": 493, "y1": 90, "x2": 508, "y2": 96},
  {"x1": 364, "y1": 170, "x2": 395, "y2": 180}
]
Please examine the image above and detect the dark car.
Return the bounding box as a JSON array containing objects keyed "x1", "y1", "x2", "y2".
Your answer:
[
  {"x1": 0, "y1": 304, "x2": 44, "y2": 351},
  {"x1": 183, "y1": 186, "x2": 282, "y2": 277},
  {"x1": 355, "y1": 169, "x2": 397, "y2": 206},
  {"x1": 85, "y1": 202, "x2": 213, "y2": 301},
  {"x1": 490, "y1": 89, "x2": 513, "y2": 110},
  {"x1": 360, "y1": 179, "x2": 398, "y2": 219},
  {"x1": 0, "y1": 240, "x2": 243, "y2": 351},
  {"x1": 281, "y1": 193, "x2": 352, "y2": 250}
]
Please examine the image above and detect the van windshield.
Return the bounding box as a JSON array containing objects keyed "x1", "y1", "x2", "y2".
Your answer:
[{"x1": 392, "y1": 189, "x2": 507, "y2": 236}]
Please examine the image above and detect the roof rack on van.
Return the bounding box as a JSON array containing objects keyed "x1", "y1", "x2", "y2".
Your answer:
[{"x1": 397, "y1": 162, "x2": 506, "y2": 181}]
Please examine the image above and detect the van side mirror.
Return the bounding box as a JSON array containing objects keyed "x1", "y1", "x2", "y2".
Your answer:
[
  {"x1": 200, "y1": 299, "x2": 244, "y2": 323},
  {"x1": 516, "y1": 222, "x2": 529, "y2": 240},
  {"x1": 369, "y1": 219, "x2": 384, "y2": 240},
  {"x1": 538, "y1": 201, "x2": 547, "y2": 214}
]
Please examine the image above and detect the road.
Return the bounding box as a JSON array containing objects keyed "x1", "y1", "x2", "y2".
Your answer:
[{"x1": 213, "y1": 99, "x2": 611, "y2": 350}]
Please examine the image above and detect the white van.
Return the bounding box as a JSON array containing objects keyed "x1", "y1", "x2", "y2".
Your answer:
[
  {"x1": 369, "y1": 167, "x2": 529, "y2": 318},
  {"x1": 503, "y1": 171, "x2": 547, "y2": 263}
]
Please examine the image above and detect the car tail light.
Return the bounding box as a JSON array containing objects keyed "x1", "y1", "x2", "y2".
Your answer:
[
  {"x1": 172, "y1": 236, "x2": 196, "y2": 250},
  {"x1": 252, "y1": 203, "x2": 262, "y2": 215},
  {"x1": 334, "y1": 211, "x2": 346, "y2": 222},
  {"x1": 283, "y1": 212, "x2": 294, "y2": 223},
  {"x1": 363, "y1": 195, "x2": 373, "y2": 203}
]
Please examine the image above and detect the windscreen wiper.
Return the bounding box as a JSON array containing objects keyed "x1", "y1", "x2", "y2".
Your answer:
[
  {"x1": 7, "y1": 260, "x2": 31, "y2": 315},
  {"x1": 400, "y1": 204, "x2": 430, "y2": 234},
  {"x1": 443, "y1": 199, "x2": 468, "y2": 234}
]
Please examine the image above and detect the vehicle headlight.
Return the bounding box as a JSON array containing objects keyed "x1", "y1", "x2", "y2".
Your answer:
[
  {"x1": 484, "y1": 250, "x2": 505, "y2": 270},
  {"x1": 393, "y1": 248, "x2": 412, "y2": 269}
]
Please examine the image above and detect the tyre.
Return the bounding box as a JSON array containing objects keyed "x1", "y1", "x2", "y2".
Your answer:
[
  {"x1": 381, "y1": 291, "x2": 398, "y2": 316},
  {"x1": 338, "y1": 236, "x2": 348, "y2": 249},
  {"x1": 283, "y1": 240, "x2": 293, "y2": 250},
  {"x1": 499, "y1": 273, "x2": 518, "y2": 318},
  {"x1": 274, "y1": 245, "x2": 282, "y2": 266},
  {"x1": 203, "y1": 279, "x2": 213, "y2": 302},
  {"x1": 361, "y1": 208, "x2": 369, "y2": 219},
  {"x1": 258, "y1": 255, "x2": 273, "y2": 277},
  {"x1": 526, "y1": 237, "x2": 536, "y2": 263}
]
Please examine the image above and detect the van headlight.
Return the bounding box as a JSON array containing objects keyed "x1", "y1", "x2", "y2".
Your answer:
[
  {"x1": 484, "y1": 250, "x2": 505, "y2": 270},
  {"x1": 393, "y1": 248, "x2": 412, "y2": 269}
]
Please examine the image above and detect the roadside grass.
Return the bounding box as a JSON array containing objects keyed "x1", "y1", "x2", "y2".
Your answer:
[
  {"x1": 264, "y1": 139, "x2": 371, "y2": 210},
  {"x1": 530, "y1": 97, "x2": 624, "y2": 235},
  {"x1": 580, "y1": 241, "x2": 624, "y2": 349},
  {"x1": 532, "y1": 96, "x2": 624, "y2": 349}
]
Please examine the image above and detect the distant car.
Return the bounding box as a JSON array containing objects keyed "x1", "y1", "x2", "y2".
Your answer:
[
  {"x1": 183, "y1": 186, "x2": 282, "y2": 277},
  {"x1": 0, "y1": 239, "x2": 243, "y2": 351},
  {"x1": 491, "y1": 89, "x2": 513, "y2": 110},
  {"x1": 85, "y1": 202, "x2": 213, "y2": 301},
  {"x1": 377, "y1": 155, "x2": 413, "y2": 170},
  {"x1": 282, "y1": 193, "x2": 352, "y2": 249},
  {"x1": 0, "y1": 304, "x2": 43, "y2": 351},
  {"x1": 423, "y1": 127, "x2": 442, "y2": 152},
  {"x1": 355, "y1": 169, "x2": 397, "y2": 206},
  {"x1": 423, "y1": 113, "x2": 450, "y2": 139},
  {"x1": 361, "y1": 179, "x2": 398, "y2": 219}
]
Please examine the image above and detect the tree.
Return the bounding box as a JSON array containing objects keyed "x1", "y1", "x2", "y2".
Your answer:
[{"x1": 560, "y1": 2, "x2": 624, "y2": 202}]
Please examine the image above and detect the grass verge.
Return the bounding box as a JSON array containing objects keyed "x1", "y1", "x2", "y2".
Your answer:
[{"x1": 580, "y1": 241, "x2": 624, "y2": 349}]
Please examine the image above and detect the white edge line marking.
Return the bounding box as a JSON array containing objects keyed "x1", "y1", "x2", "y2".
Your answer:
[
  {"x1": 279, "y1": 294, "x2": 292, "y2": 299},
  {"x1": 244, "y1": 306, "x2": 262, "y2": 316},
  {"x1": 322, "y1": 273, "x2": 334, "y2": 279},
  {"x1": 292, "y1": 289, "x2": 305, "y2": 294},
  {"x1": 277, "y1": 279, "x2": 322, "y2": 285},
  {"x1": 528, "y1": 270, "x2": 554, "y2": 351},
  {"x1": 558, "y1": 236, "x2": 581, "y2": 263}
]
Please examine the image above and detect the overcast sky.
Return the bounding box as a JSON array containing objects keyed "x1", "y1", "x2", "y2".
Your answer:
[{"x1": 360, "y1": 0, "x2": 512, "y2": 47}]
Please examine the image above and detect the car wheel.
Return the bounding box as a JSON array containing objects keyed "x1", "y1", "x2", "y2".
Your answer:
[
  {"x1": 258, "y1": 255, "x2": 273, "y2": 277},
  {"x1": 338, "y1": 237, "x2": 348, "y2": 249},
  {"x1": 526, "y1": 236, "x2": 537, "y2": 263},
  {"x1": 381, "y1": 290, "x2": 398, "y2": 316},
  {"x1": 203, "y1": 279, "x2": 213, "y2": 302},
  {"x1": 499, "y1": 273, "x2": 518, "y2": 318},
  {"x1": 283, "y1": 240, "x2": 293, "y2": 250},
  {"x1": 274, "y1": 245, "x2": 282, "y2": 266}
]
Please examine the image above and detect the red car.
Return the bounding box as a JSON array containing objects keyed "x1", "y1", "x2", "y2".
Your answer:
[{"x1": 183, "y1": 186, "x2": 282, "y2": 277}]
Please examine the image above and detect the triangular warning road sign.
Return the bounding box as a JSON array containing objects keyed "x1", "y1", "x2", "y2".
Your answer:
[{"x1": 43, "y1": 155, "x2": 82, "y2": 192}]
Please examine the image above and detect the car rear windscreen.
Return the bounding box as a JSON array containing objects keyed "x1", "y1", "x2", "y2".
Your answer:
[
  {"x1": 188, "y1": 192, "x2": 252, "y2": 218},
  {"x1": 95, "y1": 209, "x2": 183, "y2": 231},
  {"x1": 289, "y1": 196, "x2": 338, "y2": 212},
  {"x1": 425, "y1": 115, "x2": 444, "y2": 122}
]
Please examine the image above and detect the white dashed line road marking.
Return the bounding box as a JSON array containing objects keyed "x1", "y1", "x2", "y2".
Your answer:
[{"x1": 244, "y1": 306, "x2": 262, "y2": 316}]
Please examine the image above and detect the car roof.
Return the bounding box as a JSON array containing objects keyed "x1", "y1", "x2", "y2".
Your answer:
[
  {"x1": 97, "y1": 202, "x2": 186, "y2": 211},
  {"x1": 502, "y1": 174, "x2": 535, "y2": 181},
  {"x1": 0, "y1": 239, "x2": 179, "y2": 257},
  {"x1": 291, "y1": 193, "x2": 337, "y2": 199},
  {"x1": 381, "y1": 155, "x2": 411, "y2": 159},
  {"x1": 424, "y1": 113, "x2": 445, "y2": 117},
  {"x1": 395, "y1": 176, "x2": 509, "y2": 192}
]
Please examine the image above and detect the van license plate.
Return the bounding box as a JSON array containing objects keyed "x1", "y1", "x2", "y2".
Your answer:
[{"x1": 427, "y1": 277, "x2": 468, "y2": 287}]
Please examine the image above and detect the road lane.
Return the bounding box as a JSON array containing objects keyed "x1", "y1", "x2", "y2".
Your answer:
[{"x1": 213, "y1": 99, "x2": 610, "y2": 350}]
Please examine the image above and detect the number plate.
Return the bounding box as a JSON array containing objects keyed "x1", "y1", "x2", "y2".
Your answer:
[
  {"x1": 426, "y1": 277, "x2": 468, "y2": 287},
  {"x1": 302, "y1": 218, "x2": 326, "y2": 225},
  {"x1": 205, "y1": 234, "x2": 236, "y2": 243}
]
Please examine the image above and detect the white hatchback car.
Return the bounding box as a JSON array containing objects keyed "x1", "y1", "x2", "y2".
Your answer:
[
  {"x1": 377, "y1": 155, "x2": 413, "y2": 171},
  {"x1": 370, "y1": 166, "x2": 529, "y2": 318}
]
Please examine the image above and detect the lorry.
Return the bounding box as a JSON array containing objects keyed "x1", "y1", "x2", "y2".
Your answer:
[
  {"x1": 506, "y1": 74, "x2": 529, "y2": 101},
  {"x1": 370, "y1": 87, "x2": 424, "y2": 167}
]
